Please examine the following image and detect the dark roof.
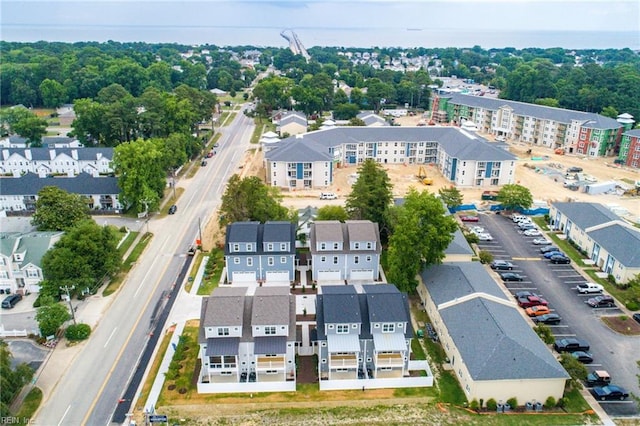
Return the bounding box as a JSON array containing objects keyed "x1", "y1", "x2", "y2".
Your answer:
[
  {"x1": 552, "y1": 202, "x2": 620, "y2": 230},
  {"x1": 363, "y1": 284, "x2": 408, "y2": 324},
  {"x1": 205, "y1": 337, "x2": 240, "y2": 356},
  {"x1": 201, "y1": 287, "x2": 247, "y2": 327},
  {"x1": 262, "y1": 221, "x2": 296, "y2": 244},
  {"x1": 254, "y1": 336, "x2": 287, "y2": 354},
  {"x1": 252, "y1": 286, "x2": 290, "y2": 326},
  {"x1": 587, "y1": 224, "x2": 640, "y2": 267},
  {"x1": 320, "y1": 285, "x2": 361, "y2": 325},
  {"x1": 445, "y1": 228, "x2": 474, "y2": 256},
  {"x1": 0, "y1": 173, "x2": 119, "y2": 196},
  {"x1": 421, "y1": 263, "x2": 510, "y2": 305},
  {"x1": 224, "y1": 221, "x2": 296, "y2": 255}
]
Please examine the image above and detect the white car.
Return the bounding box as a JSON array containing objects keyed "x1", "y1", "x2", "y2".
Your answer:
[
  {"x1": 319, "y1": 192, "x2": 338, "y2": 200},
  {"x1": 477, "y1": 233, "x2": 494, "y2": 241},
  {"x1": 532, "y1": 238, "x2": 552, "y2": 245},
  {"x1": 470, "y1": 226, "x2": 485, "y2": 234},
  {"x1": 577, "y1": 283, "x2": 604, "y2": 294},
  {"x1": 523, "y1": 229, "x2": 542, "y2": 236}
]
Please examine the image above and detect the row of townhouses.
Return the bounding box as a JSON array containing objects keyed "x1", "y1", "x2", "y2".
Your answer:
[
  {"x1": 264, "y1": 127, "x2": 517, "y2": 190},
  {"x1": 433, "y1": 93, "x2": 639, "y2": 168},
  {"x1": 0, "y1": 147, "x2": 114, "y2": 176}
]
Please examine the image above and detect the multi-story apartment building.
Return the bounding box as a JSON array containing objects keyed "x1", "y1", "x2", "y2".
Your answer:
[
  {"x1": 0, "y1": 147, "x2": 114, "y2": 176},
  {"x1": 265, "y1": 127, "x2": 516, "y2": 189},
  {"x1": 618, "y1": 129, "x2": 640, "y2": 168}
]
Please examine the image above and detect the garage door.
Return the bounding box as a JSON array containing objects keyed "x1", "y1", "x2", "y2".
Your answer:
[
  {"x1": 266, "y1": 271, "x2": 290, "y2": 283},
  {"x1": 350, "y1": 269, "x2": 374, "y2": 280},
  {"x1": 317, "y1": 270, "x2": 342, "y2": 281},
  {"x1": 232, "y1": 271, "x2": 257, "y2": 283}
]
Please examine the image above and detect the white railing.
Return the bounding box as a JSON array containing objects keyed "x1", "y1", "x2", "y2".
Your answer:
[{"x1": 0, "y1": 329, "x2": 28, "y2": 338}]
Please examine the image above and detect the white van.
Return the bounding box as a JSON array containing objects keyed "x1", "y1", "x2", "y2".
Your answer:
[{"x1": 319, "y1": 192, "x2": 338, "y2": 200}]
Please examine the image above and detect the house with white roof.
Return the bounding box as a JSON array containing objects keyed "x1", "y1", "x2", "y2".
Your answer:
[{"x1": 0, "y1": 147, "x2": 113, "y2": 177}]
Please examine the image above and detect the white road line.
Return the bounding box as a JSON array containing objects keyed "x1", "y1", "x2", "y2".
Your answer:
[
  {"x1": 104, "y1": 327, "x2": 118, "y2": 348},
  {"x1": 58, "y1": 404, "x2": 72, "y2": 426},
  {"x1": 133, "y1": 237, "x2": 169, "y2": 299},
  {"x1": 553, "y1": 334, "x2": 576, "y2": 337}
]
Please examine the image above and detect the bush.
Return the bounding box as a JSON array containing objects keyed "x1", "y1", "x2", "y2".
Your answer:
[
  {"x1": 534, "y1": 324, "x2": 555, "y2": 345},
  {"x1": 119, "y1": 225, "x2": 127, "y2": 232},
  {"x1": 545, "y1": 396, "x2": 556, "y2": 408},
  {"x1": 625, "y1": 300, "x2": 639, "y2": 311},
  {"x1": 478, "y1": 250, "x2": 493, "y2": 264},
  {"x1": 464, "y1": 232, "x2": 479, "y2": 244},
  {"x1": 65, "y1": 323, "x2": 91, "y2": 341},
  {"x1": 485, "y1": 398, "x2": 497, "y2": 411},
  {"x1": 556, "y1": 397, "x2": 566, "y2": 408},
  {"x1": 469, "y1": 399, "x2": 479, "y2": 411},
  {"x1": 506, "y1": 397, "x2": 518, "y2": 409},
  {"x1": 607, "y1": 274, "x2": 616, "y2": 285}
]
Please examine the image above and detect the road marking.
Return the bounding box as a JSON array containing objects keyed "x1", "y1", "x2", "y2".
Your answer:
[
  {"x1": 548, "y1": 325, "x2": 569, "y2": 328},
  {"x1": 104, "y1": 327, "x2": 118, "y2": 348},
  {"x1": 133, "y1": 236, "x2": 169, "y2": 299},
  {"x1": 511, "y1": 257, "x2": 542, "y2": 261},
  {"x1": 58, "y1": 405, "x2": 71, "y2": 426},
  {"x1": 564, "y1": 280, "x2": 585, "y2": 284},
  {"x1": 553, "y1": 334, "x2": 576, "y2": 337}
]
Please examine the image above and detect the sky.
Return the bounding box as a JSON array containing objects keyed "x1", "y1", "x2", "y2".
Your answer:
[{"x1": 1, "y1": 0, "x2": 639, "y2": 49}]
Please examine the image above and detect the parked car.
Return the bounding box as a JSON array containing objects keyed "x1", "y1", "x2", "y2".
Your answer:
[
  {"x1": 1, "y1": 294, "x2": 22, "y2": 309},
  {"x1": 240, "y1": 372, "x2": 248, "y2": 382},
  {"x1": 248, "y1": 372, "x2": 256, "y2": 382},
  {"x1": 591, "y1": 385, "x2": 629, "y2": 401},
  {"x1": 633, "y1": 313, "x2": 640, "y2": 325},
  {"x1": 532, "y1": 313, "x2": 562, "y2": 325},
  {"x1": 532, "y1": 238, "x2": 552, "y2": 245},
  {"x1": 213, "y1": 143, "x2": 220, "y2": 148},
  {"x1": 572, "y1": 351, "x2": 594, "y2": 364},
  {"x1": 567, "y1": 166, "x2": 583, "y2": 173},
  {"x1": 540, "y1": 246, "x2": 560, "y2": 253},
  {"x1": 168, "y1": 204, "x2": 177, "y2": 215},
  {"x1": 518, "y1": 223, "x2": 536, "y2": 230},
  {"x1": 460, "y1": 215, "x2": 479, "y2": 222},
  {"x1": 526, "y1": 305, "x2": 551, "y2": 317},
  {"x1": 585, "y1": 370, "x2": 611, "y2": 387},
  {"x1": 549, "y1": 255, "x2": 571, "y2": 264},
  {"x1": 477, "y1": 233, "x2": 494, "y2": 241},
  {"x1": 500, "y1": 272, "x2": 524, "y2": 282},
  {"x1": 523, "y1": 229, "x2": 542, "y2": 236},
  {"x1": 518, "y1": 295, "x2": 548, "y2": 308},
  {"x1": 514, "y1": 290, "x2": 534, "y2": 299},
  {"x1": 554, "y1": 337, "x2": 590, "y2": 353},
  {"x1": 201, "y1": 160, "x2": 207, "y2": 166},
  {"x1": 511, "y1": 214, "x2": 528, "y2": 223},
  {"x1": 586, "y1": 295, "x2": 615, "y2": 308},
  {"x1": 470, "y1": 226, "x2": 486, "y2": 234},
  {"x1": 320, "y1": 192, "x2": 338, "y2": 200},
  {"x1": 206, "y1": 151, "x2": 214, "y2": 158},
  {"x1": 543, "y1": 251, "x2": 565, "y2": 259},
  {"x1": 577, "y1": 282, "x2": 604, "y2": 294},
  {"x1": 490, "y1": 260, "x2": 514, "y2": 270}
]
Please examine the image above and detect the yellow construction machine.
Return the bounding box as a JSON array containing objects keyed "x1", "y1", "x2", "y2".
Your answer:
[{"x1": 417, "y1": 166, "x2": 433, "y2": 185}]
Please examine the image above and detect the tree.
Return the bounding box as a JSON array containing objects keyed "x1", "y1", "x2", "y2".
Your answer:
[
  {"x1": 0, "y1": 341, "x2": 34, "y2": 417},
  {"x1": 316, "y1": 205, "x2": 349, "y2": 222},
  {"x1": 112, "y1": 139, "x2": 166, "y2": 213},
  {"x1": 0, "y1": 107, "x2": 47, "y2": 146},
  {"x1": 40, "y1": 78, "x2": 67, "y2": 108},
  {"x1": 386, "y1": 189, "x2": 457, "y2": 292},
  {"x1": 345, "y1": 159, "x2": 393, "y2": 239},
  {"x1": 348, "y1": 117, "x2": 366, "y2": 126},
  {"x1": 438, "y1": 186, "x2": 463, "y2": 210},
  {"x1": 36, "y1": 302, "x2": 71, "y2": 337},
  {"x1": 31, "y1": 186, "x2": 90, "y2": 231},
  {"x1": 219, "y1": 175, "x2": 292, "y2": 227},
  {"x1": 497, "y1": 184, "x2": 533, "y2": 212},
  {"x1": 559, "y1": 353, "x2": 588, "y2": 389}
]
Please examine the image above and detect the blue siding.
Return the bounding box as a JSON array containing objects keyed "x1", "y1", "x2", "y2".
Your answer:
[
  {"x1": 297, "y1": 163, "x2": 303, "y2": 179},
  {"x1": 349, "y1": 156, "x2": 357, "y2": 164},
  {"x1": 485, "y1": 161, "x2": 492, "y2": 178},
  {"x1": 329, "y1": 161, "x2": 333, "y2": 182},
  {"x1": 373, "y1": 143, "x2": 377, "y2": 157},
  {"x1": 406, "y1": 142, "x2": 411, "y2": 156},
  {"x1": 450, "y1": 158, "x2": 457, "y2": 181}
]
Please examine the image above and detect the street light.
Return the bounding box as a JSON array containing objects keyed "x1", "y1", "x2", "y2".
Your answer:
[{"x1": 60, "y1": 284, "x2": 77, "y2": 325}]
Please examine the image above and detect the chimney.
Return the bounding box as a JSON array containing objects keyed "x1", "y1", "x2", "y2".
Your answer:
[{"x1": 24, "y1": 149, "x2": 32, "y2": 160}]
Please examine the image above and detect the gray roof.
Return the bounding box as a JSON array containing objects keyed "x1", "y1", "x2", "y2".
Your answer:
[
  {"x1": 363, "y1": 284, "x2": 409, "y2": 324},
  {"x1": 224, "y1": 221, "x2": 296, "y2": 255},
  {"x1": 587, "y1": 223, "x2": 640, "y2": 267},
  {"x1": 254, "y1": 336, "x2": 287, "y2": 354},
  {"x1": 440, "y1": 298, "x2": 569, "y2": 380},
  {"x1": 226, "y1": 221, "x2": 260, "y2": 243},
  {"x1": 202, "y1": 287, "x2": 247, "y2": 327},
  {"x1": 623, "y1": 129, "x2": 640, "y2": 137},
  {"x1": 205, "y1": 337, "x2": 239, "y2": 356},
  {"x1": 313, "y1": 221, "x2": 344, "y2": 242},
  {"x1": 320, "y1": 285, "x2": 361, "y2": 324},
  {"x1": 279, "y1": 113, "x2": 307, "y2": 126},
  {"x1": 0, "y1": 173, "x2": 119, "y2": 196},
  {"x1": 265, "y1": 127, "x2": 515, "y2": 163},
  {"x1": 252, "y1": 286, "x2": 291, "y2": 326},
  {"x1": 552, "y1": 202, "x2": 620, "y2": 230},
  {"x1": 262, "y1": 221, "x2": 296, "y2": 243},
  {"x1": 443, "y1": 93, "x2": 621, "y2": 130},
  {"x1": 346, "y1": 220, "x2": 378, "y2": 242},
  {"x1": 420, "y1": 262, "x2": 510, "y2": 305},
  {"x1": 445, "y1": 228, "x2": 474, "y2": 256}
]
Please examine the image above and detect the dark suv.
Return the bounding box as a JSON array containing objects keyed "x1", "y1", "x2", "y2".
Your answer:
[
  {"x1": 586, "y1": 295, "x2": 615, "y2": 308},
  {"x1": 168, "y1": 204, "x2": 177, "y2": 215},
  {"x1": 2, "y1": 294, "x2": 22, "y2": 309}
]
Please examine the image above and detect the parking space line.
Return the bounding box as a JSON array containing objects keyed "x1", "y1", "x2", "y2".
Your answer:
[
  {"x1": 552, "y1": 333, "x2": 576, "y2": 337},
  {"x1": 508, "y1": 287, "x2": 537, "y2": 291},
  {"x1": 564, "y1": 280, "x2": 585, "y2": 284},
  {"x1": 510, "y1": 257, "x2": 542, "y2": 261}
]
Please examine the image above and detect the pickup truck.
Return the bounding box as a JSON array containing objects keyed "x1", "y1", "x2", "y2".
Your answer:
[
  {"x1": 553, "y1": 337, "x2": 590, "y2": 353},
  {"x1": 585, "y1": 370, "x2": 611, "y2": 387}
]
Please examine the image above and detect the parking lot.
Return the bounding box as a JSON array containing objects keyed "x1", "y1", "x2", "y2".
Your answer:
[{"x1": 469, "y1": 212, "x2": 639, "y2": 417}]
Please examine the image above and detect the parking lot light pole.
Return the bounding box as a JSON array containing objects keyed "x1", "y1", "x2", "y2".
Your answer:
[{"x1": 60, "y1": 284, "x2": 77, "y2": 325}]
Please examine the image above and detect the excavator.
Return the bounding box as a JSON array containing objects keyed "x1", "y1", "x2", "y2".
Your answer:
[{"x1": 417, "y1": 166, "x2": 433, "y2": 185}]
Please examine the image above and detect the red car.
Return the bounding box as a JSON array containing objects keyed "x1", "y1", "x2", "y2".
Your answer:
[
  {"x1": 460, "y1": 215, "x2": 479, "y2": 222},
  {"x1": 517, "y1": 295, "x2": 548, "y2": 308}
]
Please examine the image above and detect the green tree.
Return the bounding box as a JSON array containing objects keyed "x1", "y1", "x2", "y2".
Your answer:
[
  {"x1": 0, "y1": 341, "x2": 34, "y2": 417},
  {"x1": 36, "y1": 302, "x2": 71, "y2": 337},
  {"x1": 333, "y1": 103, "x2": 360, "y2": 120},
  {"x1": 559, "y1": 353, "x2": 588, "y2": 389},
  {"x1": 345, "y1": 159, "x2": 393, "y2": 239},
  {"x1": 0, "y1": 107, "x2": 47, "y2": 146},
  {"x1": 112, "y1": 139, "x2": 166, "y2": 213},
  {"x1": 497, "y1": 184, "x2": 533, "y2": 212},
  {"x1": 348, "y1": 117, "x2": 366, "y2": 126},
  {"x1": 600, "y1": 106, "x2": 619, "y2": 118},
  {"x1": 316, "y1": 205, "x2": 349, "y2": 222},
  {"x1": 31, "y1": 186, "x2": 90, "y2": 231},
  {"x1": 39, "y1": 78, "x2": 67, "y2": 108},
  {"x1": 438, "y1": 186, "x2": 463, "y2": 209},
  {"x1": 386, "y1": 189, "x2": 457, "y2": 292},
  {"x1": 219, "y1": 175, "x2": 292, "y2": 227}
]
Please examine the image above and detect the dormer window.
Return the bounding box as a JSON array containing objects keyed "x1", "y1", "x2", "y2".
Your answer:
[
  {"x1": 366, "y1": 242, "x2": 373, "y2": 249},
  {"x1": 218, "y1": 327, "x2": 230, "y2": 336},
  {"x1": 233, "y1": 243, "x2": 240, "y2": 252},
  {"x1": 246, "y1": 243, "x2": 253, "y2": 251},
  {"x1": 267, "y1": 243, "x2": 274, "y2": 251},
  {"x1": 333, "y1": 243, "x2": 339, "y2": 250},
  {"x1": 280, "y1": 243, "x2": 287, "y2": 251},
  {"x1": 382, "y1": 323, "x2": 395, "y2": 333},
  {"x1": 265, "y1": 326, "x2": 276, "y2": 335},
  {"x1": 354, "y1": 242, "x2": 360, "y2": 249},
  {"x1": 320, "y1": 243, "x2": 326, "y2": 250},
  {"x1": 336, "y1": 324, "x2": 349, "y2": 334}
]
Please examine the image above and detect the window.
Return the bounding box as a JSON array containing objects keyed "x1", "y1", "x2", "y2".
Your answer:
[
  {"x1": 354, "y1": 256, "x2": 359, "y2": 264},
  {"x1": 246, "y1": 243, "x2": 253, "y2": 251},
  {"x1": 233, "y1": 243, "x2": 240, "y2": 252},
  {"x1": 280, "y1": 256, "x2": 287, "y2": 263},
  {"x1": 280, "y1": 243, "x2": 287, "y2": 250},
  {"x1": 320, "y1": 243, "x2": 326, "y2": 250},
  {"x1": 267, "y1": 257, "x2": 274, "y2": 266},
  {"x1": 267, "y1": 243, "x2": 273, "y2": 251},
  {"x1": 247, "y1": 258, "x2": 253, "y2": 266},
  {"x1": 333, "y1": 256, "x2": 338, "y2": 265},
  {"x1": 366, "y1": 242, "x2": 372, "y2": 249},
  {"x1": 320, "y1": 256, "x2": 326, "y2": 262},
  {"x1": 218, "y1": 327, "x2": 230, "y2": 336},
  {"x1": 233, "y1": 257, "x2": 240, "y2": 264},
  {"x1": 354, "y1": 242, "x2": 360, "y2": 249},
  {"x1": 336, "y1": 324, "x2": 349, "y2": 334},
  {"x1": 366, "y1": 255, "x2": 371, "y2": 262},
  {"x1": 333, "y1": 243, "x2": 339, "y2": 250},
  {"x1": 382, "y1": 323, "x2": 395, "y2": 333},
  {"x1": 265, "y1": 326, "x2": 276, "y2": 335}
]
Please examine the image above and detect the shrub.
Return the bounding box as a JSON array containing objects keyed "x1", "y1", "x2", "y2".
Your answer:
[
  {"x1": 607, "y1": 274, "x2": 616, "y2": 285},
  {"x1": 556, "y1": 397, "x2": 566, "y2": 408},
  {"x1": 464, "y1": 232, "x2": 479, "y2": 244},
  {"x1": 65, "y1": 323, "x2": 91, "y2": 341},
  {"x1": 625, "y1": 300, "x2": 639, "y2": 311},
  {"x1": 545, "y1": 396, "x2": 556, "y2": 408},
  {"x1": 119, "y1": 225, "x2": 127, "y2": 232},
  {"x1": 485, "y1": 398, "x2": 497, "y2": 411},
  {"x1": 506, "y1": 397, "x2": 518, "y2": 409},
  {"x1": 469, "y1": 399, "x2": 479, "y2": 411},
  {"x1": 534, "y1": 324, "x2": 555, "y2": 345},
  {"x1": 478, "y1": 250, "x2": 493, "y2": 264}
]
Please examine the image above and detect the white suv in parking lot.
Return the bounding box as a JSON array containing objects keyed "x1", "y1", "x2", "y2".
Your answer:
[{"x1": 577, "y1": 282, "x2": 604, "y2": 294}]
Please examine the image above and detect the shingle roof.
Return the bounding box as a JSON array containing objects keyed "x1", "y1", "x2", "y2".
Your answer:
[
  {"x1": 313, "y1": 221, "x2": 344, "y2": 242},
  {"x1": 224, "y1": 221, "x2": 296, "y2": 255},
  {"x1": 346, "y1": 220, "x2": 378, "y2": 242},
  {"x1": 16, "y1": 231, "x2": 63, "y2": 268},
  {"x1": 0, "y1": 173, "x2": 119, "y2": 196},
  {"x1": 587, "y1": 223, "x2": 640, "y2": 267},
  {"x1": 321, "y1": 285, "x2": 361, "y2": 324},
  {"x1": 623, "y1": 129, "x2": 640, "y2": 137},
  {"x1": 202, "y1": 287, "x2": 247, "y2": 327},
  {"x1": 279, "y1": 113, "x2": 307, "y2": 126},
  {"x1": 552, "y1": 202, "x2": 620, "y2": 230},
  {"x1": 0, "y1": 147, "x2": 113, "y2": 161},
  {"x1": 445, "y1": 228, "x2": 474, "y2": 256},
  {"x1": 443, "y1": 93, "x2": 621, "y2": 130},
  {"x1": 363, "y1": 284, "x2": 409, "y2": 324},
  {"x1": 264, "y1": 138, "x2": 332, "y2": 162},
  {"x1": 252, "y1": 286, "x2": 291, "y2": 326},
  {"x1": 262, "y1": 221, "x2": 296, "y2": 244}
]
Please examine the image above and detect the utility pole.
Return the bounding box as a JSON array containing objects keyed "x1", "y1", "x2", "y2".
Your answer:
[
  {"x1": 172, "y1": 168, "x2": 176, "y2": 200},
  {"x1": 198, "y1": 217, "x2": 203, "y2": 249},
  {"x1": 60, "y1": 285, "x2": 76, "y2": 325}
]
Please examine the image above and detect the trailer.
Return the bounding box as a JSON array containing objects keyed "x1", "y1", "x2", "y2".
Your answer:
[{"x1": 584, "y1": 181, "x2": 617, "y2": 195}]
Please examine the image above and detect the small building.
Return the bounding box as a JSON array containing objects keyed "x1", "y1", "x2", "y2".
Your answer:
[
  {"x1": 0, "y1": 147, "x2": 114, "y2": 176},
  {"x1": 357, "y1": 111, "x2": 388, "y2": 127},
  {"x1": 276, "y1": 111, "x2": 308, "y2": 137}
]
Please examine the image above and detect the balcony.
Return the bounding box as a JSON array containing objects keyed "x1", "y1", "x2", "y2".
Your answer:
[
  {"x1": 329, "y1": 353, "x2": 358, "y2": 368},
  {"x1": 375, "y1": 352, "x2": 404, "y2": 368},
  {"x1": 256, "y1": 355, "x2": 285, "y2": 370}
]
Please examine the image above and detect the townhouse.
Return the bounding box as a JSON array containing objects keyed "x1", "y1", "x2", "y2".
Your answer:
[
  {"x1": 309, "y1": 220, "x2": 382, "y2": 283},
  {"x1": 265, "y1": 127, "x2": 516, "y2": 189},
  {"x1": 0, "y1": 147, "x2": 114, "y2": 176},
  {"x1": 418, "y1": 262, "x2": 569, "y2": 405},
  {"x1": 550, "y1": 202, "x2": 640, "y2": 283},
  {"x1": 276, "y1": 111, "x2": 308, "y2": 137},
  {"x1": 0, "y1": 173, "x2": 122, "y2": 212},
  {"x1": 0, "y1": 231, "x2": 64, "y2": 294},
  {"x1": 433, "y1": 93, "x2": 635, "y2": 162},
  {"x1": 618, "y1": 128, "x2": 640, "y2": 168},
  {"x1": 197, "y1": 286, "x2": 297, "y2": 393},
  {"x1": 224, "y1": 221, "x2": 297, "y2": 285}
]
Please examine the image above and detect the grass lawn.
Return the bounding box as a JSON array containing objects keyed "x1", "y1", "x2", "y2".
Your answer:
[
  {"x1": 14, "y1": 386, "x2": 43, "y2": 424},
  {"x1": 117, "y1": 231, "x2": 138, "y2": 258},
  {"x1": 545, "y1": 231, "x2": 586, "y2": 266},
  {"x1": 134, "y1": 327, "x2": 175, "y2": 414},
  {"x1": 196, "y1": 248, "x2": 224, "y2": 296},
  {"x1": 103, "y1": 232, "x2": 152, "y2": 296}
]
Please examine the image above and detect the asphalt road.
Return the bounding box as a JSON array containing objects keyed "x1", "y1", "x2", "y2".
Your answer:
[
  {"x1": 475, "y1": 212, "x2": 639, "y2": 417},
  {"x1": 33, "y1": 106, "x2": 255, "y2": 426}
]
